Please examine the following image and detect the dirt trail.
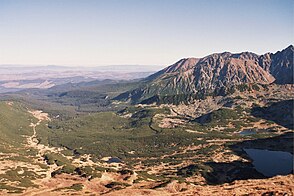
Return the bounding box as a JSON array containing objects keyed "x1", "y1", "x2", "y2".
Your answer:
[{"x1": 27, "y1": 110, "x2": 62, "y2": 180}]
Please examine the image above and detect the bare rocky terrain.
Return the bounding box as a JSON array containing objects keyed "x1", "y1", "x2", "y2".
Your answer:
[{"x1": 116, "y1": 45, "x2": 293, "y2": 104}]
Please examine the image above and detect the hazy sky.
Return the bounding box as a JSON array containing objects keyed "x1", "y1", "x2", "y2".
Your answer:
[{"x1": 0, "y1": 0, "x2": 293, "y2": 66}]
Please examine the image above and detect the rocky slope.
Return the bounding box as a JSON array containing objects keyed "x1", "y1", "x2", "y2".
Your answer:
[
  {"x1": 259, "y1": 45, "x2": 294, "y2": 84},
  {"x1": 115, "y1": 45, "x2": 293, "y2": 104}
]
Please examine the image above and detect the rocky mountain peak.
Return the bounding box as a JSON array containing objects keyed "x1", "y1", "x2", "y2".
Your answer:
[
  {"x1": 116, "y1": 45, "x2": 293, "y2": 104},
  {"x1": 164, "y1": 58, "x2": 199, "y2": 73},
  {"x1": 231, "y1": 52, "x2": 259, "y2": 61}
]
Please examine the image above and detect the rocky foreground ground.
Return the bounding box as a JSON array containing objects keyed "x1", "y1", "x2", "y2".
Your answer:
[{"x1": 17, "y1": 173, "x2": 293, "y2": 195}]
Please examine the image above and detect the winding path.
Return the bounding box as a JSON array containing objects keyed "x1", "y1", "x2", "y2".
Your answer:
[{"x1": 27, "y1": 110, "x2": 61, "y2": 180}]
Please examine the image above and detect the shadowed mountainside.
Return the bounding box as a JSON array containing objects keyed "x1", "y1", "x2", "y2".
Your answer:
[{"x1": 251, "y1": 99, "x2": 294, "y2": 129}]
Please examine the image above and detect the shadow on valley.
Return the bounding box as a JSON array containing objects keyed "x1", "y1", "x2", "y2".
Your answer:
[
  {"x1": 177, "y1": 132, "x2": 293, "y2": 185},
  {"x1": 177, "y1": 161, "x2": 264, "y2": 185},
  {"x1": 251, "y1": 99, "x2": 294, "y2": 129},
  {"x1": 230, "y1": 132, "x2": 293, "y2": 155}
]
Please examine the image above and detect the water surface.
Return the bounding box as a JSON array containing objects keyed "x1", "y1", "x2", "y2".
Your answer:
[
  {"x1": 239, "y1": 129, "x2": 256, "y2": 136},
  {"x1": 244, "y1": 148, "x2": 293, "y2": 177},
  {"x1": 107, "y1": 157, "x2": 122, "y2": 163}
]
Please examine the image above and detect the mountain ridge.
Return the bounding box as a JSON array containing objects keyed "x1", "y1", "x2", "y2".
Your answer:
[{"x1": 115, "y1": 45, "x2": 293, "y2": 104}]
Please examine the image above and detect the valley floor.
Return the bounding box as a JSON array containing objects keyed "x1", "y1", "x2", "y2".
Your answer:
[{"x1": 0, "y1": 85, "x2": 293, "y2": 195}]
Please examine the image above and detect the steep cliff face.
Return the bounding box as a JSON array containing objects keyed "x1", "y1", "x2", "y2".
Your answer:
[
  {"x1": 269, "y1": 45, "x2": 293, "y2": 84},
  {"x1": 115, "y1": 45, "x2": 293, "y2": 104},
  {"x1": 191, "y1": 53, "x2": 274, "y2": 91}
]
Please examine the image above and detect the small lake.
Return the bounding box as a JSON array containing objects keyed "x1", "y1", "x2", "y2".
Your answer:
[
  {"x1": 244, "y1": 148, "x2": 293, "y2": 177},
  {"x1": 239, "y1": 130, "x2": 257, "y2": 136},
  {"x1": 107, "y1": 157, "x2": 122, "y2": 163}
]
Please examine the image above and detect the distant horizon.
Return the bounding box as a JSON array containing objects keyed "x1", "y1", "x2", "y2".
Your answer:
[
  {"x1": 0, "y1": 44, "x2": 292, "y2": 68},
  {"x1": 0, "y1": 64, "x2": 164, "y2": 68}
]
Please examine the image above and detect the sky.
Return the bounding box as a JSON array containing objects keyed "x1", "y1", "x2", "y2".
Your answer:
[{"x1": 0, "y1": 0, "x2": 293, "y2": 67}]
